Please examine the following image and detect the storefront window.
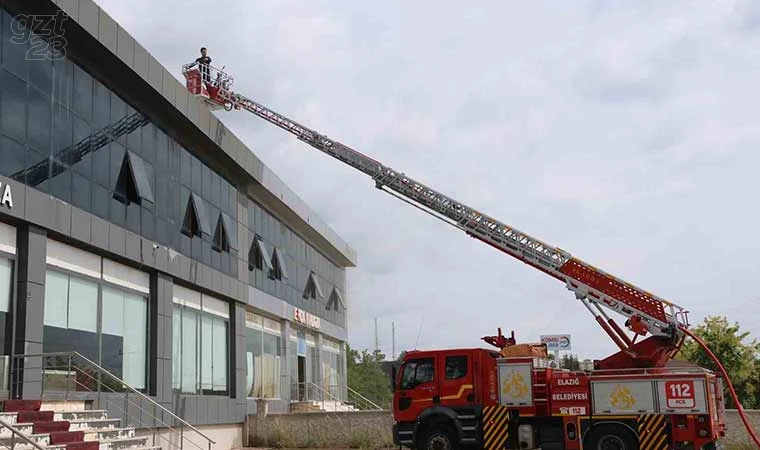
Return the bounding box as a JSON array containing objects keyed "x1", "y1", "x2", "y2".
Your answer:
[
  {"x1": 42, "y1": 270, "x2": 148, "y2": 389},
  {"x1": 323, "y1": 338, "x2": 344, "y2": 400},
  {"x1": 0, "y1": 257, "x2": 13, "y2": 350},
  {"x1": 102, "y1": 286, "x2": 148, "y2": 389},
  {"x1": 172, "y1": 286, "x2": 229, "y2": 395},
  {"x1": 0, "y1": 257, "x2": 13, "y2": 395},
  {"x1": 245, "y1": 312, "x2": 281, "y2": 399}
]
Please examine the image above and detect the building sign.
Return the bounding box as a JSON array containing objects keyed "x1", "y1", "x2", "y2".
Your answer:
[
  {"x1": 540, "y1": 334, "x2": 571, "y2": 351},
  {"x1": 294, "y1": 307, "x2": 320, "y2": 329},
  {"x1": 0, "y1": 183, "x2": 12, "y2": 209}
]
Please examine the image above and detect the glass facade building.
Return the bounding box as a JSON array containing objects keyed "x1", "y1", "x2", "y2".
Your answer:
[{"x1": 0, "y1": 0, "x2": 355, "y2": 434}]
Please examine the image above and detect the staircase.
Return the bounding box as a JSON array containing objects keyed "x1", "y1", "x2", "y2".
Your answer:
[
  {"x1": 288, "y1": 383, "x2": 383, "y2": 413},
  {"x1": 289, "y1": 401, "x2": 357, "y2": 413},
  {"x1": 4, "y1": 352, "x2": 215, "y2": 450},
  {"x1": 0, "y1": 399, "x2": 157, "y2": 450}
]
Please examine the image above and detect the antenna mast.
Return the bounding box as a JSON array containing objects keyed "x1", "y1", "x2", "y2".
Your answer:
[{"x1": 392, "y1": 321, "x2": 396, "y2": 360}]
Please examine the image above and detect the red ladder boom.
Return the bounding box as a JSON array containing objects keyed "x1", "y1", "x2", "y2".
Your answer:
[{"x1": 182, "y1": 64, "x2": 689, "y2": 368}]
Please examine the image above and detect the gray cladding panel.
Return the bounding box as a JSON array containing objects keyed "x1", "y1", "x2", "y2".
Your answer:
[
  {"x1": 49, "y1": 198, "x2": 72, "y2": 236},
  {"x1": 19, "y1": 281, "x2": 45, "y2": 343},
  {"x1": 24, "y1": 187, "x2": 49, "y2": 228},
  {"x1": 55, "y1": 0, "x2": 79, "y2": 20},
  {"x1": 108, "y1": 223, "x2": 126, "y2": 254},
  {"x1": 77, "y1": 0, "x2": 100, "y2": 37},
  {"x1": 116, "y1": 24, "x2": 134, "y2": 67},
  {"x1": 133, "y1": 43, "x2": 149, "y2": 80},
  {"x1": 147, "y1": 55, "x2": 163, "y2": 93},
  {"x1": 21, "y1": 226, "x2": 47, "y2": 286},
  {"x1": 124, "y1": 230, "x2": 141, "y2": 262},
  {"x1": 90, "y1": 216, "x2": 109, "y2": 249},
  {"x1": 70, "y1": 207, "x2": 91, "y2": 243},
  {"x1": 97, "y1": 8, "x2": 117, "y2": 53}
]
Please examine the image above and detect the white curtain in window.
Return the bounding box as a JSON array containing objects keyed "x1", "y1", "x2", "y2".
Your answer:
[
  {"x1": 211, "y1": 318, "x2": 228, "y2": 391},
  {"x1": 43, "y1": 271, "x2": 69, "y2": 328},
  {"x1": 0, "y1": 259, "x2": 13, "y2": 313},
  {"x1": 101, "y1": 288, "x2": 124, "y2": 336},
  {"x1": 122, "y1": 293, "x2": 147, "y2": 388},
  {"x1": 67, "y1": 277, "x2": 97, "y2": 333},
  {"x1": 172, "y1": 305, "x2": 182, "y2": 390},
  {"x1": 181, "y1": 307, "x2": 199, "y2": 394},
  {"x1": 253, "y1": 354, "x2": 263, "y2": 397},
  {"x1": 246, "y1": 352, "x2": 254, "y2": 396},
  {"x1": 200, "y1": 315, "x2": 214, "y2": 391}
]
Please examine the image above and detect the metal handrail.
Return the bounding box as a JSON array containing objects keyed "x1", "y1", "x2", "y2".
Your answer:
[
  {"x1": 294, "y1": 382, "x2": 383, "y2": 411},
  {"x1": 38, "y1": 360, "x2": 202, "y2": 450},
  {"x1": 346, "y1": 385, "x2": 383, "y2": 410},
  {"x1": 12, "y1": 351, "x2": 216, "y2": 447},
  {"x1": 0, "y1": 417, "x2": 48, "y2": 450}
]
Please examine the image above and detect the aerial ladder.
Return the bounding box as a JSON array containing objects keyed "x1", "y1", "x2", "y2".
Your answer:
[{"x1": 182, "y1": 63, "x2": 759, "y2": 444}]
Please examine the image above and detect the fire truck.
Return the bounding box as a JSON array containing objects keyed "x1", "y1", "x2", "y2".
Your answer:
[{"x1": 182, "y1": 63, "x2": 760, "y2": 450}]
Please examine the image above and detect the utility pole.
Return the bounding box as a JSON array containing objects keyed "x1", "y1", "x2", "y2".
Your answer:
[
  {"x1": 374, "y1": 317, "x2": 379, "y2": 352},
  {"x1": 392, "y1": 321, "x2": 396, "y2": 360}
]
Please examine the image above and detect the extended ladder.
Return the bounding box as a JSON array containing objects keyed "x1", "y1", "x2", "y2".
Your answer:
[{"x1": 186, "y1": 64, "x2": 690, "y2": 366}]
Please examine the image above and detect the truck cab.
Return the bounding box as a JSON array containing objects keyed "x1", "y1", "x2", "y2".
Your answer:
[{"x1": 392, "y1": 348, "x2": 499, "y2": 449}]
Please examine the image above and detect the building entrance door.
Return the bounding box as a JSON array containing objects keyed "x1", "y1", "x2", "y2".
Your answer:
[{"x1": 297, "y1": 355, "x2": 306, "y2": 401}]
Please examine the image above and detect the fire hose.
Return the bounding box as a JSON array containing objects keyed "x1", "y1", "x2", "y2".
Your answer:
[{"x1": 679, "y1": 325, "x2": 760, "y2": 448}]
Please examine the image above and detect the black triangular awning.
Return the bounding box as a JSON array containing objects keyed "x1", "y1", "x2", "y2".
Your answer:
[
  {"x1": 271, "y1": 247, "x2": 289, "y2": 279},
  {"x1": 303, "y1": 271, "x2": 324, "y2": 299},
  {"x1": 249, "y1": 235, "x2": 273, "y2": 271},
  {"x1": 212, "y1": 213, "x2": 230, "y2": 252},
  {"x1": 212, "y1": 212, "x2": 237, "y2": 252},
  {"x1": 181, "y1": 193, "x2": 210, "y2": 238},
  {"x1": 326, "y1": 287, "x2": 346, "y2": 311},
  {"x1": 113, "y1": 150, "x2": 154, "y2": 205}
]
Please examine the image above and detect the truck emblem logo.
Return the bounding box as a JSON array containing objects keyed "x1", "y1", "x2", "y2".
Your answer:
[
  {"x1": 502, "y1": 370, "x2": 529, "y2": 398},
  {"x1": 609, "y1": 385, "x2": 635, "y2": 409}
]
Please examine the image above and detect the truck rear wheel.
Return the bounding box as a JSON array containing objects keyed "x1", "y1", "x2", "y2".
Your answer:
[
  {"x1": 420, "y1": 425, "x2": 457, "y2": 450},
  {"x1": 584, "y1": 424, "x2": 637, "y2": 450}
]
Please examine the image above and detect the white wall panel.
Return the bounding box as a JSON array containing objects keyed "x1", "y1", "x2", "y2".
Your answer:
[
  {"x1": 0, "y1": 222, "x2": 15, "y2": 255},
  {"x1": 46, "y1": 239, "x2": 101, "y2": 279},
  {"x1": 173, "y1": 284, "x2": 201, "y2": 310},
  {"x1": 102, "y1": 258, "x2": 149, "y2": 294},
  {"x1": 202, "y1": 294, "x2": 229, "y2": 319}
]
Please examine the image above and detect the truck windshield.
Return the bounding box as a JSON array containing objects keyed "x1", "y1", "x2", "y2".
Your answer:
[{"x1": 400, "y1": 358, "x2": 435, "y2": 389}]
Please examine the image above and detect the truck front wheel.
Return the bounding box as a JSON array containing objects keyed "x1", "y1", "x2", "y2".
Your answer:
[
  {"x1": 420, "y1": 425, "x2": 457, "y2": 450},
  {"x1": 584, "y1": 424, "x2": 637, "y2": 450}
]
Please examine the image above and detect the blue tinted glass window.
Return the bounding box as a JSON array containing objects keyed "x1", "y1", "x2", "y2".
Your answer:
[{"x1": 1, "y1": 69, "x2": 27, "y2": 143}]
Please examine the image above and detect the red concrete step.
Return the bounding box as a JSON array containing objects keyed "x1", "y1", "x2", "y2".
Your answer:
[
  {"x1": 49, "y1": 431, "x2": 85, "y2": 445},
  {"x1": 17, "y1": 410, "x2": 54, "y2": 422},
  {"x1": 33, "y1": 420, "x2": 71, "y2": 434},
  {"x1": 2, "y1": 400, "x2": 42, "y2": 412},
  {"x1": 66, "y1": 441, "x2": 100, "y2": 450}
]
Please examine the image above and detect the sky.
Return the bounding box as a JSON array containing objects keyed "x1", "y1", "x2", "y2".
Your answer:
[{"x1": 96, "y1": 0, "x2": 760, "y2": 361}]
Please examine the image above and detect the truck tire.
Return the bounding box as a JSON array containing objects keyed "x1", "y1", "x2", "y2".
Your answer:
[
  {"x1": 420, "y1": 424, "x2": 457, "y2": 450},
  {"x1": 584, "y1": 424, "x2": 637, "y2": 450}
]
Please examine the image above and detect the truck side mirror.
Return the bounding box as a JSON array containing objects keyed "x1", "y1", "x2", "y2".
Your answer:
[{"x1": 391, "y1": 366, "x2": 398, "y2": 392}]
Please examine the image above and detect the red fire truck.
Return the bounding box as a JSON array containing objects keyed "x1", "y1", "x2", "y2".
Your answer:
[
  {"x1": 182, "y1": 62, "x2": 760, "y2": 450},
  {"x1": 391, "y1": 346, "x2": 724, "y2": 450}
]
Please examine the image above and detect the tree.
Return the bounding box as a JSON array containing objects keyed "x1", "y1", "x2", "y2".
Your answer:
[
  {"x1": 346, "y1": 344, "x2": 393, "y2": 409},
  {"x1": 560, "y1": 354, "x2": 581, "y2": 371},
  {"x1": 677, "y1": 315, "x2": 760, "y2": 408}
]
